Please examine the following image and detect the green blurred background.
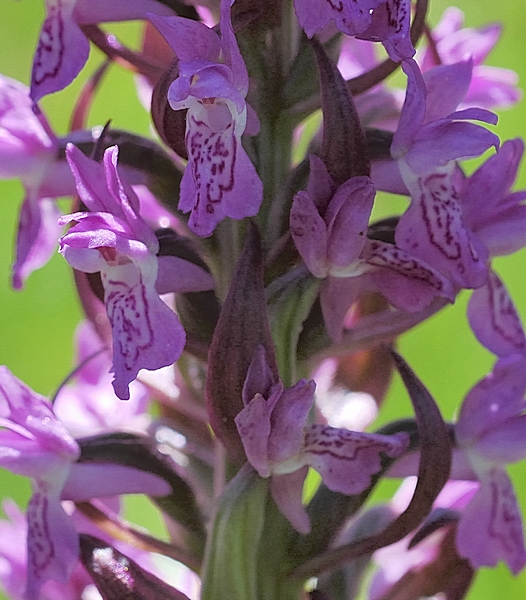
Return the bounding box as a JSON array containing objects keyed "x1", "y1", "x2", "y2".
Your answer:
[{"x1": 0, "y1": 1, "x2": 525, "y2": 598}]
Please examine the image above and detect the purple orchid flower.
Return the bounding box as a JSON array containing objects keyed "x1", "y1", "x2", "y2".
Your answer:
[
  {"x1": 58, "y1": 144, "x2": 214, "y2": 399},
  {"x1": 290, "y1": 155, "x2": 455, "y2": 339},
  {"x1": 454, "y1": 352, "x2": 526, "y2": 574},
  {"x1": 390, "y1": 59, "x2": 500, "y2": 290},
  {"x1": 369, "y1": 479, "x2": 479, "y2": 600},
  {"x1": 461, "y1": 138, "x2": 526, "y2": 259},
  {"x1": 0, "y1": 367, "x2": 171, "y2": 599},
  {"x1": 0, "y1": 367, "x2": 81, "y2": 600},
  {"x1": 150, "y1": 0, "x2": 263, "y2": 237},
  {"x1": 235, "y1": 346, "x2": 409, "y2": 533},
  {"x1": 293, "y1": 0, "x2": 414, "y2": 61},
  {"x1": 0, "y1": 500, "x2": 94, "y2": 600},
  {"x1": 0, "y1": 74, "x2": 70, "y2": 289},
  {"x1": 30, "y1": 0, "x2": 176, "y2": 103},
  {"x1": 419, "y1": 7, "x2": 521, "y2": 111}
]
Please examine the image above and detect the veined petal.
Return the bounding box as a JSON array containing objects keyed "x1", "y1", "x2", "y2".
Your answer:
[
  {"x1": 303, "y1": 425, "x2": 408, "y2": 494},
  {"x1": 102, "y1": 260, "x2": 186, "y2": 400},
  {"x1": 26, "y1": 477, "x2": 79, "y2": 600},
  {"x1": 363, "y1": 239, "x2": 456, "y2": 305},
  {"x1": 12, "y1": 196, "x2": 62, "y2": 290},
  {"x1": 290, "y1": 192, "x2": 329, "y2": 279},
  {"x1": 179, "y1": 109, "x2": 262, "y2": 237},
  {"x1": 396, "y1": 165, "x2": 488, "y2": 289},
  {"x1": 31, "y1": 0, "x2": 90, "y2": 102},
  {"x1": 456, "y1": 468, "x2": 526, "y2": 574},
  {"x1": 467, "y1": 270, "x2": 526, "y2": 358}
]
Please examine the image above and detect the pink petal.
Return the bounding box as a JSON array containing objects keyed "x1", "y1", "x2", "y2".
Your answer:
[
  {"x1": 26, "y1": 485, "x2": 79, "y2": 600},
  {"x1": 30, "y1": 0, "x2": 90, "y2": 102},
  {"x1": 468, "y1": 270, "x2": 526, "y2": 358},
  {"x1": 270, "y1": 467, "x2": 311, "y2": 534},
  {"x1": 156, "y1": 256, "x2": 215, "y2": 295},
  {"x1": 456, "y1": 469, "x2": 526, "y2": 574},
  {"x1": 235, "y1": 394, "x2": 272, "y2": 477},
  {"x1": 268, "y1": 380, "x2": 315, "y2": 464},
  {"x1": 149, "y1": 14, "x2": 220, "y2": 63},
  {"x1": 12, "y1": 196, "x2": 62, "y2": 290},
  {"x1": 303, "y1": 425, "x2": 408, "y2": 494},
  {"x1": 320, "y1": 276, "x2": 363, "y2": 341},
  {"x1": 363, "y1": 239, "x2": 456, "y2": 308},
  {"x1": 396, "y1": 167, "x2": 488, "y2": 289},
  {"x1": 102, "y1": 261, "x2": 186, "y2": 400},
  {"x1": 180, "y1": 111, "x2": 262, "y2": 237},
  {"x1": 290, "y1": 192, "x2": 329, "y2": 278}
]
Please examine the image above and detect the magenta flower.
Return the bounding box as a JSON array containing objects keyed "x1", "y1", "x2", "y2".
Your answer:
[
  {"x1": 454, "y1": 354, "x2": 526, "y2": 574},
  {"x1": 461, "y1": 138, "x2": 526, "y2": 259},
  {"x1": 391, "y1": 59, "x2": 500, "y2": 289},
  {"x1": 30, "y1": 0, "x2": 175, "y2": 102},
  {"x1": 290, "y1": 155, "x2": 455, "y2": 339},
  {"x1": 235, "y1": 347, "x2": 409, "y2": 533},
  {"x1": 0, "y1": 74, "x2": 70, "y2": 289},
  {"x1": 419, "y1": 7, "x2": 521, "y2": 111},
  {"x1": 293, "y1": 0, "x2": 414, "y2": 61},
  {"x1": 0, "y1": 367, "x2": 81, "y2": 600},
  {"x1": 0, "y1": 367, "x2": 171, "y2": 599},
  {"x1": 59, "y1": 144, "x2": 214, "y2": 399},
  {"x1": 150, "y1": 0, "x2": 263, "y2": 236}
]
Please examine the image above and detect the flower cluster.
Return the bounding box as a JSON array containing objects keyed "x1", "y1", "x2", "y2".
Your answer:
[{"x1": 0, "y1": 0, "x2": 525, "y2": 599}]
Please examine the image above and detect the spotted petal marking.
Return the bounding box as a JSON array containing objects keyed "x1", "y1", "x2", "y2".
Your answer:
[
  {"x1": 181, "y1": 109, "x2": 262, "y2": 237},
  {"x1": 102, "y1": 261, "x2": 185, "y2": 400},
  {"x1": 468, "y1": 270, "x2": 526, "y2": 357},
  {"x1": 31, "y1": 0, "x2": 90, "y2": 102},
  {"x1": 186, "y1": 114, "x2": 235, "y2": 216},
  {"x1": 303, "y1": 424, "x2": 408, "y2": 494},
  {"x1": 397, "y1": 167, "x2": 488, "y2": 288},
  {"x1": 365, "y1": 239, "x2": 449, "y2": 293}
]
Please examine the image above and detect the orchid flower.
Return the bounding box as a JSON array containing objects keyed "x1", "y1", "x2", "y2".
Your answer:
[
  {"x1": 235, "y1": 346, "x2": 409, "y2": 533},
  {"x1": 461, "y1": 138, "x2": 526, "y2": 259},
  {"x1": 454, "y1": 353, "x2": 526, "y2": 574},
  {"x1": 0, "y1": 367, "x2": 81, "y2": 600},
  {"x1": 30, "y1": 0, "x2": 176, "y2": 103},
  {"x1": 0, "y1": 367, "x2": 171, "y2": 599},
  {"x1": 391, "y1": 59, "x2": 500, "y2": 289},
  {"x1": 58, "y1": 144, "x2": 214, "y2": 399},
  {"x1": 0, "y1": 74, "x2": 69, "y2": 289},
  {"x1": 293, "y1": 0, "x2": 415, "y2": 61},
  {"x1": 419, "y1": 7, "x2": 521, "y2": 110},
  {"x1": 290, "y1": 155, "x2": 455, "y2": 339},
  {"x1": 150, "y1": 0, "x2": 263, "y2": 236}
]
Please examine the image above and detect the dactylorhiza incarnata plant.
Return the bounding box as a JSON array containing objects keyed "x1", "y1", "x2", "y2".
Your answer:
[{"x1": 1, "y1": 0, "x2": 526, "y2": 598}]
